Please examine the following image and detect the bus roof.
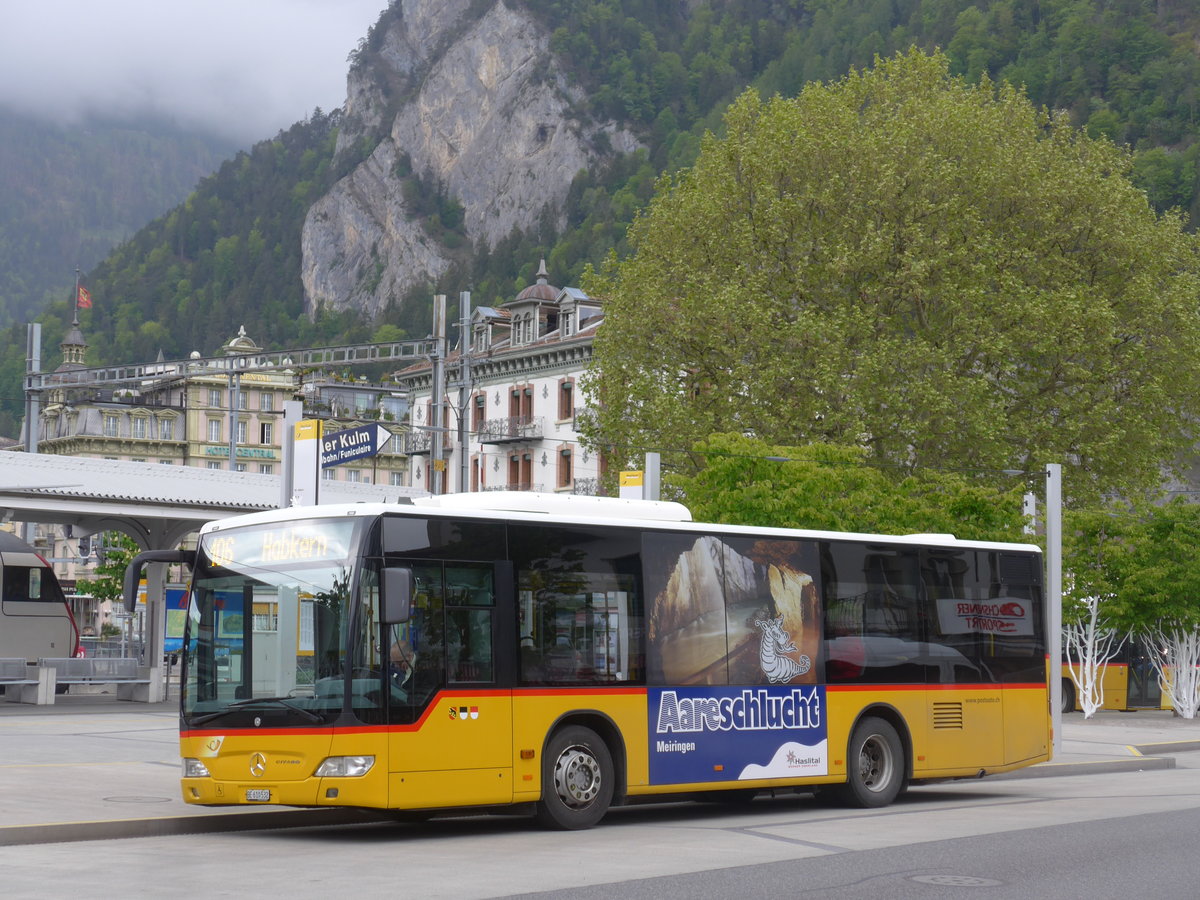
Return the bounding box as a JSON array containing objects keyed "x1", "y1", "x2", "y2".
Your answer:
[
  {"x1": 412, "y1": 491, "x2": 693, "y2": 521},
  {"x1": 197, "y1": 493, "x2": 1042, "y2": 555}
]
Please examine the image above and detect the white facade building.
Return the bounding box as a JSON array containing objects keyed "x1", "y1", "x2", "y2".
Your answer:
[{"x1": 394, "y1": 262, "x2": 605, "y2": 495}]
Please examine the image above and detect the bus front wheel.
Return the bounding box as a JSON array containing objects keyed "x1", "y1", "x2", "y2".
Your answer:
[
  {"x1": 536, "y1": 725, "x2": 614, "y2": 830},
  {"x1": 835, "y1": 716, "x2": 905, "y2": 808}
]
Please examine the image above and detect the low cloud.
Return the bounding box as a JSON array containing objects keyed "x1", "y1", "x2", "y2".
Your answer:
[{"x1": 0, "y1": 0, "x2": 388, "y2": 144}]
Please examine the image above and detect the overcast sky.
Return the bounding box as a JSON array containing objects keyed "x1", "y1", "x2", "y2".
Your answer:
[{"x1": 0, "y1": 0, "x2": 389, "y2": 145}]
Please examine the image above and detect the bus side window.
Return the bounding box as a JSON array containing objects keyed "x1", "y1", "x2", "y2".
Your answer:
[
  {"x1": 512, "y1": 523, "x2": 643, "y2": 687},
  {"x1": 823, "y1": 543, "x2": 924, "y2": 684}
]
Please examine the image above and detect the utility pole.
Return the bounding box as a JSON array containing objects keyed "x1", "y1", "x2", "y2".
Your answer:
[
  {"x1": 1046, "y1": 463, "x2": 1063, "y2": 756},
  {"x1": 228, "y1": 370, "x2": 241, "y2": 467},
  {"x1": 457, "y1": 290, "x2": 472, "y2": 493},
  {"x1": 23, "y1": 324, "x2": 41, "y2": 545},
  {"x1": 644, "y1": 452, "x2": 661, "y2": 501},
  {"x1": 24, "y1": 323, "x2": 41, "y2": 456},
  {"x1": 430, "y1": 295, "x2": 447, "y2": 495}
]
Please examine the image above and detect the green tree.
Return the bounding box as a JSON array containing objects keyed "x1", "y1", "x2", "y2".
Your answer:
[
  {"x1": 73, "y1": 532, "x2": 139, "y2": 643},
  {"x1": 75, "y1": 532, "x2": 140, "y2": 610},
  {"x1": 671, "y1": 433, "x2": 1028, "y2": 542},
  {"x1": 1065, "y1": 499, "x2": 1200, "y2": 717},
  {"x1": 1062, "y1": 503, "x2": 1138, "y2": 716},
  {"x1": 582, "y1": 50, "x2": 1200, "y2": 503},
  {"x1": 1118, "y1": 499, "x2": 1200, "y2": 718}
]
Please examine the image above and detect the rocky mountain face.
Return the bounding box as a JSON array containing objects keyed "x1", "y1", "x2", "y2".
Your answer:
[{"x1": 301, "y1": 0, "x2": 640, "y2": 320}]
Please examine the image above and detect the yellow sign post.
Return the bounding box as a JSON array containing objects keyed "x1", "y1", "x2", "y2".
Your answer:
[{"x1": 619, "y1": 470, "x2": 644, "y2": 500}]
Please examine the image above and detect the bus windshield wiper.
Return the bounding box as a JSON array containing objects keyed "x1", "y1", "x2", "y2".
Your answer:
[{"x1": 190, "y1": 697, "x2": 323, "y2": 726}]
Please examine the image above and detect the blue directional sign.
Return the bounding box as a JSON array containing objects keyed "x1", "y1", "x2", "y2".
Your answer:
[{"x1": 320, "y1": 424, "x2": 393, "y2": 468}]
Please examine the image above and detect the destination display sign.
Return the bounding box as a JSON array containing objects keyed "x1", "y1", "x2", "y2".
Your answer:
[
  {"x1": 320, "y1": 424, "x2": 393, "y2": 468},
  {"x1": 204, "y1": 520, "x2": 357, "y2": 570}
]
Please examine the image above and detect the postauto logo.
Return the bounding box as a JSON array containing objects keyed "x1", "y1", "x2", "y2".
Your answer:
[{"x1": 647, "y1": 685, "x2": 828, "y2": 785}]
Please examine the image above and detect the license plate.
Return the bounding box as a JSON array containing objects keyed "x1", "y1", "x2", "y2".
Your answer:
[{"x1": 245, "y1": 789, "x2": 270, "y2": 802}]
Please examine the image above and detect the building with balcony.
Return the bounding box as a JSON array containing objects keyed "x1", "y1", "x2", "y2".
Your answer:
[
  {"x1": 392, "y1": 261, "x2": 604, "y2": 495},
  {"x1": 14, "y1": 319, "x2": 412, "y2": 599}
]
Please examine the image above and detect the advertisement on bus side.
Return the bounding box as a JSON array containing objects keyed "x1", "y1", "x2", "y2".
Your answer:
[{"x1": 648, "y1": 684, "x2": 828, "y2": 784}]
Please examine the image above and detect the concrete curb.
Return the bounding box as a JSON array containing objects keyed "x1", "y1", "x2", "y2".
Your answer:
[
  {"x1": 991, "y1": 755, "x2": 1176, "y2": 780},
  {"x1": 0, "y1": 808, "x2": 394, "y2": 848},
  {"x1": 1131, "y1": 739, "x2": 1200, "y2": 755}
]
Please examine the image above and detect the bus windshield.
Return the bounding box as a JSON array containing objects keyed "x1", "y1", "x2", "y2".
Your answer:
[{"x1": 182, "y1": 517, "x2": 363, "y2": 727}]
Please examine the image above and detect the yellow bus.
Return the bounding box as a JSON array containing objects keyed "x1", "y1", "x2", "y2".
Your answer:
[
  {"x1": 156, "y1": 493, "x2": 1049, "y2": 829},
  {"x1": 1060, "y1": 636, "x2": 1167, "y2": 713}
]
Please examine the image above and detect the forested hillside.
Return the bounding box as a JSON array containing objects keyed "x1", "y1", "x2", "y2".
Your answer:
[
  {"x1": 5, "y1": 0, "x2": 1200, "y2": 437},
  {"x1": 0, "y1": 109, "x2": 235, "y2": 328}
]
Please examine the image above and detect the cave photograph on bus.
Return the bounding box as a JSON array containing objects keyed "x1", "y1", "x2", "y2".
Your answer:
[{"x1": 645, "y1": 534, "x2": 821, "y2": 686}]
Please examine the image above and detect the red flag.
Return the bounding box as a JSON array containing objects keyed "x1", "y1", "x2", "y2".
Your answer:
[{"x1": 77, "y1": 286, "x2": 92, "y2": 308}]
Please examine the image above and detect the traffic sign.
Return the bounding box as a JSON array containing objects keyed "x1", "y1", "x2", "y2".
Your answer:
[{"x1": 320, "y1": 424, "x2": 393, "y2": 468}]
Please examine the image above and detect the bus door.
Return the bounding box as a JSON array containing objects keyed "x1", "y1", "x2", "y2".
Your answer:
[
  {"x1": 387, "y1": 561, "x2": 512, "y2": 807},
  {"x1": 1126, "y1": 636, "x2": 1162, "y2": 708}
]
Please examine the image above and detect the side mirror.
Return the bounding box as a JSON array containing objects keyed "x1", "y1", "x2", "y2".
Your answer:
[{"x1": 382, "y1": 567, "x2": 414, "y2": 624}]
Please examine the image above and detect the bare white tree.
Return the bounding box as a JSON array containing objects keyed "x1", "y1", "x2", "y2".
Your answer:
[
  {"x1": 1142, "y1": 624, "x2": 1200, "y2": 719},
  {"x1": 1063, "y1": 595, "x2": 1124, "y2": 718}
]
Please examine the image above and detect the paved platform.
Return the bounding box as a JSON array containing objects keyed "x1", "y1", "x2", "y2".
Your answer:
[{"x1": 1, "y1": 695, "x2": 1196, "y2": 846}]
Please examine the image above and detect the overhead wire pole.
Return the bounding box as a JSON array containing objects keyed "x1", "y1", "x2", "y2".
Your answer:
[
  {"x1": 24, "y1": 323, "x2": 41, "y2": 456},
  {"x1": 430, "y1": 295, "x2": 447, "y2": 495},
  {"x1": 23, "y1": 323, "x2": 42, "y2": 546},
  {"x1": 457, "y1": 290, "x2": 472, "y2": 493}
]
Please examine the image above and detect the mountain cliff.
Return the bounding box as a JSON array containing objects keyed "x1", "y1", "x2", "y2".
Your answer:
[
  {"x1": 301, "y1": 0, "x2": 639, "y2": 319},
  {"x1": 8, "y1": 0, "x2": 1200, "y2": 440}
]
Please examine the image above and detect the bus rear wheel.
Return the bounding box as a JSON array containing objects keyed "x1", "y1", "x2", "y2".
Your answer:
[
  {"x1": 1061, "y1": 679, "x2": 1076, "y2": 714},
  {"x1": 835, "y1": 716, "x2": 905, "y2": 808},
  {"x1": 536, "y1": 725, "x2": 614, "y2": 830}
]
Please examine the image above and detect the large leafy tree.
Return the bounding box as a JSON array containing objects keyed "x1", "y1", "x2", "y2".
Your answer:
[
  {"x1": 672, "y1": 433, "x2": 1028, "y2": 542},
  {"x1": 582, "y1": 50, "x2": 1200, "y2": 503}
]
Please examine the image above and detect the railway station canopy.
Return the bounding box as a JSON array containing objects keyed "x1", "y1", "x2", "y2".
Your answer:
[{"x1": 0, "y1": 451, "x2": 427, "y2": 549}]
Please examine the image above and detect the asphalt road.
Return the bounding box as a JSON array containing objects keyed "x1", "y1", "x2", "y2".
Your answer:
[{"x1": 5, "y1": 759, "x2": 1200, "y2": 899}]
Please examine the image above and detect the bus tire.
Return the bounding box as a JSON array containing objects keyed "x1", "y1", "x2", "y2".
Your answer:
[
  {"x1": 536, "y1": 725, "x2": 614, "y2": 830},
  {"x1": 1061, "y1": 679, "x2": 1076, "y2": 714},
  {"x1": 835, "y1": 716, "x2": 905, "y2": 808}
]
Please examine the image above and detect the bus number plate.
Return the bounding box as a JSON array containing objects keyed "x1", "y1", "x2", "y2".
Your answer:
[{"x1": 245, "y1": 789, "x2": 270, "y2": 802}]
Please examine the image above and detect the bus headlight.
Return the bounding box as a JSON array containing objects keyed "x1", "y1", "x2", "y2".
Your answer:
[
  {"x1": 314, "y1": 755, "x2": 375, "y2": 777},
  {"x1": 182, "y1": 758, "x2": 211, "y2": 778}
]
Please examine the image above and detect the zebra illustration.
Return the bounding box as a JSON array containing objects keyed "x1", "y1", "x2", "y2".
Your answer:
[{"x1": 755, "y1": 615, "x2": 812, "y2": 683}]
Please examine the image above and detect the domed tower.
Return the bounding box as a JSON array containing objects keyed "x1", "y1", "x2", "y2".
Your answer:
[
  {"x1": 504, "y1": 259, "x2": 559, "y2": 347},
  {"x1": 46, "y1": 312, "x2": 89, "y2": 404},
  {"x1": 221, "y1": 325, "x2": 263, "y2": 357}
]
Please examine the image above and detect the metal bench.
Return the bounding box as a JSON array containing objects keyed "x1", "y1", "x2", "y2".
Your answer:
[
  {"x1": 37, "y1": 657, "x2": 155, "y2": 702},
  {"x1": 0, "y1": 658, "x2": 33, "y2": 682},
  {"x1": 1, "y1": 657, "x2": 54, "y2": 705}
]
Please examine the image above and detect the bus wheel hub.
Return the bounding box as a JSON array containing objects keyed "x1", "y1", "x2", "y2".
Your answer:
[{"x1": 554, "y1": 746, "x2": 601, "y2": 807}]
